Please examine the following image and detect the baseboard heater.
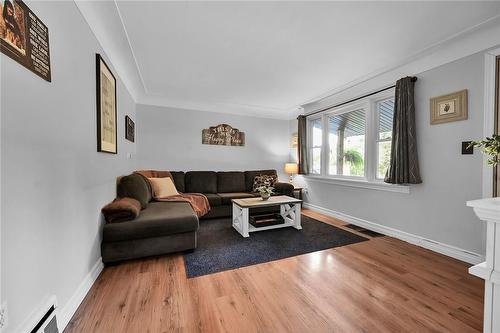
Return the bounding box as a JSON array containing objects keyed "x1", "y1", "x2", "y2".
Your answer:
[{"x1": 30, "y1": 305, "x2": 59, "y2": 333}]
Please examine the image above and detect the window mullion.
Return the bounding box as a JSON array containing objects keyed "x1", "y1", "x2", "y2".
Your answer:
[{"x1": 321, "y1": 114, "x2": 329, "y2": 177}]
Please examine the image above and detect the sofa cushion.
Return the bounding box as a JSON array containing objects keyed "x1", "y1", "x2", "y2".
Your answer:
[
  {"x1": 103, "y1": 201, "x2": 198, "y2": 242},
  {"x1": 217, "y1": 192, "x2": 255, "y2": 205},
  {"x1": 244, "y1": 170, "x2": 278, "y2": 192},
  {"x1": 149, "y1": 177, "x2": 179, "y2": 198},
  {"x1": 217, "y1": 171, "x2": 246, "y2": 193},
  {"x1": 204, "y1": 193, "x2": 222, "y2": 207},
  {"x1": 117, "y1": 173, "x2": 152, "y2": 209},
  {"x1": 185, "y1": 171, "x2": 217, "y2": 193},
  {"x1": 170, "y1": 171, "x2": 185, "y2": 193}
]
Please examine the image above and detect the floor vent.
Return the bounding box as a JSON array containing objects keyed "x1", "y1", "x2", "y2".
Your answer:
[{"x1": 30, "y1": 305, "x2": 59, "y2": 333}]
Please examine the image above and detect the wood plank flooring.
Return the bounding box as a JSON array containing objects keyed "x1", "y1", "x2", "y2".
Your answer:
[{"x1": 65, "y1": 209, "x2": 484, "y2": 333}]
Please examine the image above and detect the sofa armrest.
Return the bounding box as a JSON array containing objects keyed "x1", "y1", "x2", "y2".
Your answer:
[{"x1": 274, "y1": 182, "x2": 294, "y2": 196}]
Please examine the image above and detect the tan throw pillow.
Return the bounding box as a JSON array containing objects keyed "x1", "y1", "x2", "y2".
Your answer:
[{"x1": 148, "y1": 177, "x2": 179, "y2": 199}]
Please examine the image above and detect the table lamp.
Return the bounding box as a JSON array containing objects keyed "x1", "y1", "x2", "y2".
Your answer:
[{"x1": 284, "y1": 163, "x2": 299, "y2": 183}]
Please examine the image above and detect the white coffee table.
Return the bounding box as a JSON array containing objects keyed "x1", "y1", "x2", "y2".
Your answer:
[{"x1": 231, "y1": 195, "x2": 302, "y2": 237}]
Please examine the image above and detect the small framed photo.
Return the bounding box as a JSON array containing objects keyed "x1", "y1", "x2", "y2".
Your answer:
[
  {"x1": 430, "y1": 89, "x2": 468, "y2": 125},
  {"x1": 125, "y1": 115, "x2": 135, "y2": 142}
]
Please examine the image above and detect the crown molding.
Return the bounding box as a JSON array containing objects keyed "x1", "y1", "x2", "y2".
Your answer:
[
  {"x1": 113, "y1": 0, "x2": 148, "y2": 94},
  {"x1": 75, "y1": 0, "x2": 500, "y2": 120},
  {"x1": 299, "y1": 14, "x2": 500, "y2": 114},
  {"x1": 74, "y1": 0, "x2": 143, "y2": 101},
  {"x1": 137, "y1": 94, "x2": 294, "y2": 120}
]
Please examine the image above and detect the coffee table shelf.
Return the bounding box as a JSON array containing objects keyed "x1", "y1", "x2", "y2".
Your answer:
[{"x1": 231, "y1": 195, "x2": 302, "y2": 237}]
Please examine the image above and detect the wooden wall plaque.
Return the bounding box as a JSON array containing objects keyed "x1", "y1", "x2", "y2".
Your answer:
[{"x1": 202, "y1": 124, "x2": 245, "y2": 146}]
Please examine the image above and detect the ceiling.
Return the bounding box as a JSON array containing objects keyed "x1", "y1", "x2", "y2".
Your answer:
[{"x1": 78, "y1": 1, "x2": 500, "y2": 119}]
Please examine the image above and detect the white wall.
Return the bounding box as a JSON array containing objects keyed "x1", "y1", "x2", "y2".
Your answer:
[
  {"x1": 1, "y1": 2, "x2": 136, "y2": 332},
  {"x1": 136, "y1": 104, "x2": 291, "y2": 178},
  {"x1": 295, "y1": 52, "x2": 487, "y2": 256}
]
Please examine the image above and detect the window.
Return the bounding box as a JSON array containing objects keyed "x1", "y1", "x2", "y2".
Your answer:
[
  {"x1": 328, "y1": 108, "x2": 366, "y2": 177},
  {"x1": 309, "y1": 118, "x2": 322, "y2": 174},
  {"x1": 376, "y1": 98, "x2": 394, "y2": 179},
  {"x1": 307, "y1": 91, "x2": 395, "y2": 183}
]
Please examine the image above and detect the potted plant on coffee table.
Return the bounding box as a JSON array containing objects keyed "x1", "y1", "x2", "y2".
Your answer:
[{"x1": 255, "y1": 184, "x2": 274, "y2": 201}]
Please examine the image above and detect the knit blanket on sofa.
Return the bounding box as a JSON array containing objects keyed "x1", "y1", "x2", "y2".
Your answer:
[{"x1": 135, "y1": 170, "x2": 210, "y2": 217}]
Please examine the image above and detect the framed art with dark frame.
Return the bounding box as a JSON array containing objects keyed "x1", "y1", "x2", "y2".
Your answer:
[
  {"x1": 125, "y1": 115, "x2": 135, "y2": 142},
  {"x1": 96, "y1": 53, "x2": 117, "y2": 154}
]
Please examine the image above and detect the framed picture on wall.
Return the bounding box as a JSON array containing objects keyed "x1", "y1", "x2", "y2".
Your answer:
[
  {"x1": 96, "y1": 53, "x2": 117, "y2": 154},
  {"x1": 125, "y1": 115, "x2": 135, "y2": 142},
  {"x1": 430, "y1": 89, "x2": 468, "y2": 125}
]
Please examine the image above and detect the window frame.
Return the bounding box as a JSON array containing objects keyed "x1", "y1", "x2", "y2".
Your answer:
[
  {"x1": 324, "y1": 101, "x2": 368, "y2": 180},
  {"x1": 305, "y1": 89, "x2": 406, "y2": 192},
  {"x1": 375, "y1": 96, "x2": 396, "y2": 180},
  {"x1": 307, "y1": 115, "x2": 323, "y2": 175}
]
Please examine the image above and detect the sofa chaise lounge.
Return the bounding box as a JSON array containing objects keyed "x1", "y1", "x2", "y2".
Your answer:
[{"x1": 101, "y1": 169, "x2": 294, "y2": 264}]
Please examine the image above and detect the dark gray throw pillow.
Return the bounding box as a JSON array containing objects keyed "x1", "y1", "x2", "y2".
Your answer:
[{"x1": 117, "y1": 173, "x2": 151, "y2": 209}]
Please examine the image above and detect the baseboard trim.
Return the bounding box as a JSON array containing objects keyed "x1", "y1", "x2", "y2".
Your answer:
[
  {"x1": 304, "y1": 202, "x2": 485, "y2": 265},
  {"x1": 57, "y1": 257, "x2": 103, "y2": 331}
]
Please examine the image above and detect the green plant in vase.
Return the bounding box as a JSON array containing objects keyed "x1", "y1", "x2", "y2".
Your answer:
[
  {"x1": 255, "y1": 185, "x2": 274, "y2": 201},
  {"x1": 469, "y1": 134, "x2": 500, "y2": 165}
]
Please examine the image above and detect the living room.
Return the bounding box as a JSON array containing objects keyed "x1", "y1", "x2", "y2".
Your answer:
[{"x1": 2, "y1": 1, "x2": 500, "y2": 333}]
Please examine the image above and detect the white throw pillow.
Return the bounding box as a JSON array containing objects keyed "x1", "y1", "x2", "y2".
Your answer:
[{"x1": 148, "y1": 177, "x2": 179, "y2": 198}]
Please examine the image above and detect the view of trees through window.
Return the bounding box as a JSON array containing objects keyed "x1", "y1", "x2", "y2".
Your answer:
[{"x1": 328, "y1": 109, "x2": 366, "y2": 177}]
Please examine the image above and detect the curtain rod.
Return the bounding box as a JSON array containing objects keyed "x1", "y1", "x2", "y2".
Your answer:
[{"x1": 302, "y1": 76, "x2": 417, "y2": 118}]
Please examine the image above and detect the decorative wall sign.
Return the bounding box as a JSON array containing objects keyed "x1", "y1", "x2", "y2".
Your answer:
[
  {"x1": 430, "y1": 89, "x2": 468, "y2": 125},
  {"x1": 125, "y1": 115, "x2": 135, "y2": 143},
  {"x1": 202, "y1": 124, "x2": 245, "y2": 146},
  {"x1": 96, "y1": 54, "x2": 117, "y2": 154},
  {"x1": 0, "y1": 0, "x2": 51, "y2": 81}
]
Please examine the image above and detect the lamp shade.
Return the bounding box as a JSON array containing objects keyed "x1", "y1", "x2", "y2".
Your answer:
[{"x1": 284, "y1": 163, "x2": 299, "y2": 175}]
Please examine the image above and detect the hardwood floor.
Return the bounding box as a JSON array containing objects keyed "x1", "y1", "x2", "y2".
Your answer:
[{"x1": 65, "y1": 209, "x2": 484, "y2": 333}]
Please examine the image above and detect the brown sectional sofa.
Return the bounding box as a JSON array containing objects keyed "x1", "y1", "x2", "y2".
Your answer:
[{"x1": 101, "y1": 169, "x2": 293, "y2": 264}]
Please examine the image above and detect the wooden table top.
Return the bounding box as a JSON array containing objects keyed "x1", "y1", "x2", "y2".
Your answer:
[{"x1": 232, "y1": 195, "x2": 302, "y2": 208}]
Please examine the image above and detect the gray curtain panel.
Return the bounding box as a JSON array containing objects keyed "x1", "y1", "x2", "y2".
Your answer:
[
  {"x1": 297, "y1": 115, "x2": 309, "y2": 175},
  {"x1": 384, "y1": 77, "x2": 422, "y2": 184}
]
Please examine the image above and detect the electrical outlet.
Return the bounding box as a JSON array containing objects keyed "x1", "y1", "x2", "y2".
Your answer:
[{"x1": 0, "y1": 302, "x2": 8, "y2": 330}]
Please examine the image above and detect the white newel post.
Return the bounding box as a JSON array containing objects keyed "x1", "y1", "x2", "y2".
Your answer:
[{"x1": 467, "y1": 198, "x2": 500, "y2": 333}]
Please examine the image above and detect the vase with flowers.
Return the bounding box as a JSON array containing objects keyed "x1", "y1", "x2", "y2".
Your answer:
[{"x1": 255, "y1": 184, "x2": 274, "y2": 201}]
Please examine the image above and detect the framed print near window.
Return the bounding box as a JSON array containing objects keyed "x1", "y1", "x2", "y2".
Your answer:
[
  {"x1": 96, "y1": 53, "x2": 117, "y2": 154},
  {"x1": 125, "y1": 115, "x2": 135, "y2": 142},
  {"x1": 430, "y1": 89, "x2": 468, "y2": 125}
]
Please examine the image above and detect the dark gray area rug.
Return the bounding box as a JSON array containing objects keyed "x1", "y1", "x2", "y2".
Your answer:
[{"x1": 184, "y1": 215, "x2": 368, "y2": 278}]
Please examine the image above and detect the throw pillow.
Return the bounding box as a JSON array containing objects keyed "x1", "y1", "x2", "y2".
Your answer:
[
  {"x1": 252, "y1": 174, "x2": 278, "y2": 192},
  {"x1": 149, "y1": 177, "x2": 179, "y2": 199},
  {"x1": 117, "y1": 173, "x2": 151, "y2": 209}
]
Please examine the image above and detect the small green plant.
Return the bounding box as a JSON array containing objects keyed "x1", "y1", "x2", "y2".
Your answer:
[
  {"x1": 255, "y1": 185, "x2": 274, "y2": 196},
  {"x1": 344, "y1": 149, "x2": 364, "y2": 176},
  {"x1": 469, "y1": 134, "x2": 500, "y2": 165}
]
